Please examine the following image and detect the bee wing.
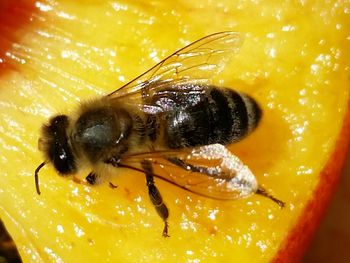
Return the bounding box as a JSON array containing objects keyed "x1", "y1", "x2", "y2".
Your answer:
[
  {"x1": 107, "y1": 31, "x2": 242, "y2": 100},
  {"x1": 120, "y1": 144, "x2": 258, "y2": 200}
]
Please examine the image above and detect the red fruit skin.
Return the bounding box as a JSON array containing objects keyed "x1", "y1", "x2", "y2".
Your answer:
[
  {"x1": 273, "y1": 103, "x2": 350, "y2": 263},
  {"x1": 0, "y1": 0, "x2": 36, "y2": 75}
]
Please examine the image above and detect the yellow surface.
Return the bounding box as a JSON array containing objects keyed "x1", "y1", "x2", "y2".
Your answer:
[{"x1": 0, "y1": 0, "x2": 349, "y2": 262}]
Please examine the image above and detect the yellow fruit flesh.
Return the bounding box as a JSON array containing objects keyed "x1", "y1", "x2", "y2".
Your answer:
[{"x1": 0, "y1": 0, "x2": 349, "y2": 262}]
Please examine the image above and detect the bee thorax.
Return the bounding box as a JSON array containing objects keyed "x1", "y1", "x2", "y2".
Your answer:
[{"x1": 73, "y1": 107, "x2": 132, "y2": 164}]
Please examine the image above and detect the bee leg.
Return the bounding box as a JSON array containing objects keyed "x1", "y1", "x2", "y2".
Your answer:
[
  {"x1": 167, "y1": 157, "x2": 220, "y2": 178},
  {"x1": 85, "y1": 172, "x2": 97, "y2": 185},
  {"x1": 141, "y1": 160, "x2": 170, "y2": 237},
  {"x1": 256, "y1": 186, "x2": 286, "y2": 208},
  {"x1": 169, "y1": 156, "x2": 286, "y2": 208},
  {"x1": 109, "y1": 182, "x2": 118, "y2": 189}
]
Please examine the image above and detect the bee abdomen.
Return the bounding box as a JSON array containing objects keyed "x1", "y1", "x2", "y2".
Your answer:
[{"x1": 164, "y1": 87, "x2": 261, "y2": 149}]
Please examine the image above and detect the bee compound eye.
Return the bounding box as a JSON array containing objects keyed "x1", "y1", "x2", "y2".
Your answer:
[
  {"x1": 57, "y1": 146, "x2": 68, "y2": 160},
  {"x1": 52, "y1": 144, "x2": 76, "y2": 175}
]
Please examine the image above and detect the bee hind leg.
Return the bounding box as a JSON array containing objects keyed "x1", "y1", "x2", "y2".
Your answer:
[
  {"x1": 167, "y1": 157, "x2": 223, "y2": 179},
  {"x1": 256, "y1": 186, "x2": 285, "y2": 208},
  {"x1": 141, "y1": 160, "x2": 170, "y2": 237}
]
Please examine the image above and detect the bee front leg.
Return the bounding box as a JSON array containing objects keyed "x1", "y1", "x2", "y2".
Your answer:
[
  {"x1": 86, "y1": 172, "x2": 97, "y2": 185},
  {"x1": 141, "y1": 160, "x2": 170, "y2": 237},
  {"x1": 72, "y1": 172, "x2": 97, "y2": 185}
]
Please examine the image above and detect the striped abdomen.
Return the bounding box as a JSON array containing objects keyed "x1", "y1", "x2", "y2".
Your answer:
[{"x1": 150, "y1": 85, "x2": 262, "y2": 149}]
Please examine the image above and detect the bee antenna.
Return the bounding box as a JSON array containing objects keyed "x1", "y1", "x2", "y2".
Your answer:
[
  {"x1": 256, "y1": 186, "x2": 285, "y2": 208},
  {"x1": 35, "y1": 161, "x2": 46, "y2": 195}
]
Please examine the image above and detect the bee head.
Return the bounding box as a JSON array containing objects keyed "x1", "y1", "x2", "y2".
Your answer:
[{"x1": 35, "y1": 115, "x2": 77, "y2": 194}]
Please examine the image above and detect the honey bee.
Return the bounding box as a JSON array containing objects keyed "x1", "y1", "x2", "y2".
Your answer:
[{"x1": 35, "y1": 32, "x2": 285, "y2": 237}]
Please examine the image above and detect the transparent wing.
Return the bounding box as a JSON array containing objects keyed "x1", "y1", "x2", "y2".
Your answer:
[
  {"x1": 107, "y1": 31, "x2": 242, "y2": 100},
  {"x1": 120, "y1": 144, "x2": 258, "y2": 200}
]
